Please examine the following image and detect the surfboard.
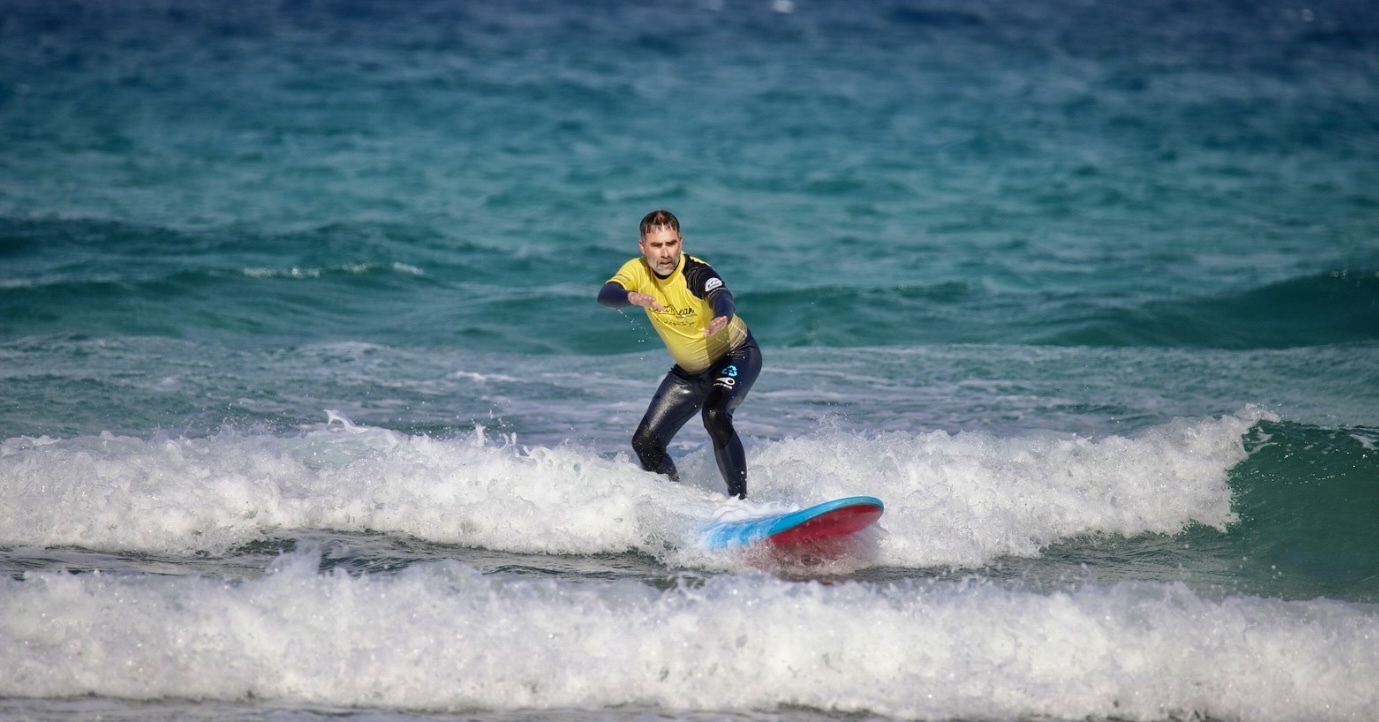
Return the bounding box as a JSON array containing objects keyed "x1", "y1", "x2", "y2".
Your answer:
[{"x1": 701, "y1": 496, "x2": 884, "y2": 550}]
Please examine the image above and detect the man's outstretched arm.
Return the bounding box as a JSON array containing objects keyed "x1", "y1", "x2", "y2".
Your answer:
[
  {"x1": 599, "y1": 281, "x2": 665, "y2": 311},
  {"x1": 703, "y1": 287, "x2": 735, "y2": 337},
  {"x1": 598, "y1": 281, "x2": 632, "y2": 308}
]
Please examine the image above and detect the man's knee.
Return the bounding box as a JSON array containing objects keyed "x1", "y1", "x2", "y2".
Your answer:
[
  {"x1": 632, "y1": 423, "x2": 679, "y2": 481},
  {"x1": 632, "y1": 422, "x2": 662, "y2": 459},
  {"x1": 701, "y1": 401, "x2": 735, "y2": 449}
]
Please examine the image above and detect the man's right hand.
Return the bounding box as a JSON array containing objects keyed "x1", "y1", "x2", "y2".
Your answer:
[{"x1": 627, "y1": 292, "x2": 665, "y2": 312}]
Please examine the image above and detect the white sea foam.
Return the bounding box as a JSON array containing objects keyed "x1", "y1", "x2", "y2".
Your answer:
[
  {"x1": 0, "y1": 548, "x2": 1374, "y2": 721},
  {"x1": 240, "y1": 262, "x2": 423, "y2": 280},
  {"x1": 0, "y1": 409, "x2": 1271, "y2": 568},
  {"x1": 0, "y1": 420, "x2": 714, "y2": 558},
  {"x1": 749, "y1": 407, "x2": 1270, "y2": 567}
]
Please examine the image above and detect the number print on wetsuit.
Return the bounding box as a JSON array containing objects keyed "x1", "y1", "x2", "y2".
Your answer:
[{"x1": 715, "y1": 364, "x2": 738, "y2": 389}]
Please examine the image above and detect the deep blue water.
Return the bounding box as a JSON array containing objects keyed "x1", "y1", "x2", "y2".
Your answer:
[{"x1": 2, "y1": 1, "x2": 1378, "y2": 720}]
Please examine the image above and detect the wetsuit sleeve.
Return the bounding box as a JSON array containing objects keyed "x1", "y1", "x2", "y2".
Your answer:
[
  {"x1": 683, "y1": 257, "x2": 736, "y2": 320},
  {"x1": 706, "y1": 287, "x2": 736, "y2": 321},
  {"x1": 597, "y1": 281, "x2": 632, "y2": 308}
]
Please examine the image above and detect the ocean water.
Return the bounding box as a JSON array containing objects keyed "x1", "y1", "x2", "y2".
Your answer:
[{"x1": 2, "y1": 1, "x2": 1379, "y2": 720}]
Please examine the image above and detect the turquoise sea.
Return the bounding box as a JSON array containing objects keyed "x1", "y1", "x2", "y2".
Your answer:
[{"x1": 2, "y1": 1, "x2": 1378, "y2": 720}]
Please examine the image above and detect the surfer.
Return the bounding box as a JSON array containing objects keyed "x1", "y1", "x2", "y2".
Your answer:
[{"x1": 597, "y1": 209, "x2": 762, "y2": 499}]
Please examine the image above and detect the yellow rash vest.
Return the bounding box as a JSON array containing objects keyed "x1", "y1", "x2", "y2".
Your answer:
[{"x1": 605, "y1": 254, "x2": 750, "y2": 374}]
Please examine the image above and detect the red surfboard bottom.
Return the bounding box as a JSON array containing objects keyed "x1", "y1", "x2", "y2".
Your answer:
[{"x1": 767, "y1": 504, "x2": 883, "y2": 546}]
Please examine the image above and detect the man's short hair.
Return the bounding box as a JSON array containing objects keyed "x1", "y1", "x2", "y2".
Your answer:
[{"x1": 640, "y1": 209, "x2": 680, "y2": 238}]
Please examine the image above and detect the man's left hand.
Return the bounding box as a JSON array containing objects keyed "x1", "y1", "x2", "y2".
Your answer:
[{"x1": 704, "y1": 316, "x2": 728, "y2": 338}]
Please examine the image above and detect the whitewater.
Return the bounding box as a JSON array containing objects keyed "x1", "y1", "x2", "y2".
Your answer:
[{"x1": 2, "y1": 409, "x2": 1260, "y2": 566}]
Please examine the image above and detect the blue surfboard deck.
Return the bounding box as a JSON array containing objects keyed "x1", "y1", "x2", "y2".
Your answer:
[{"x1": 701, "y1": 496, "x2": 884, "y2": 550}]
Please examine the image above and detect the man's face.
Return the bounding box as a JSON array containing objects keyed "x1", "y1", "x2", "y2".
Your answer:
[{"x1": 639, "y1": 226, "x2": 682, "y2": 278}]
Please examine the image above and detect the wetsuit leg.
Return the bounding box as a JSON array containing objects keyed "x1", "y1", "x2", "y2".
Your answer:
[
  {"x1": 632, "y1": 369, "x2": 702, "y2": 482},
  {"x1": 701, "y1": 339, "x2": 763, "y2": 499}
]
